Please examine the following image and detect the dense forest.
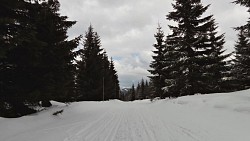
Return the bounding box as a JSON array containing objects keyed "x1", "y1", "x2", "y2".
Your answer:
[
  {"x1": 0, "y1": 0, "x2": 119, "y2": 117},
  {"x1": 1, "y1": 0, "x2": 250, "y2": 117}
]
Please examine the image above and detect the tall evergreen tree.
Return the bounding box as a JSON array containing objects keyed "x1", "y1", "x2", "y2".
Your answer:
[
  {"x1": 76, "y1": 25, "x2": 104, "y2": 101},
  {"x1": 109, "y1": 58, "x2": 120, "y2": 99},
  {"x1": 131, "y1": 84, "x2": 136, "y2": 101},
  {"x1": 102, "y1": 51, "x2": 112, "y2": 100},
  {"x1": 0, "y1": 0, "x2": 44, "y2": 117},
  {"x1": 138, "y1": 79, "x2": 145, "y2": 99},
  {"x1": 136, "y1": 82, "x2": 141, "y2": 99},
  {"x1": 102, "y1": 52, "x2": 119, "y2": 100},
  {"x1": 162, "y1": 34, "x2": 183, "y2": 97},
  {"x1": 166, "y1": 0, "x2": 229, "y2": 96},
  {"x1": 232, "y1": 0, "x2": 250, "y2": 89},
  {"x1": 76, "y1": 26, "x2": 120, "y2": 101},
  {"x1": 149, "y1": 24, "x2": 166, "y2": 98},
  {"x1": 28, "y1": 0, "x2": 80, "y2": 105},
  {"x1": 0, "y1": 0, "x2": 80, "y2": 117},
  {"x1": 232, "y1": 30, "x2": 250, "y2": 89}
]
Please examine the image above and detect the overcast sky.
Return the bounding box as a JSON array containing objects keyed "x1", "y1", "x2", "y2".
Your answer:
[{"x1": 59, "y1": 0, "x2": 248, "y2": 88}]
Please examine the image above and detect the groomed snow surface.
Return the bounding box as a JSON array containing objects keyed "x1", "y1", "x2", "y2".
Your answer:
[{"x1": 1, "y1": 90, "x2": 250, "y2": 141}]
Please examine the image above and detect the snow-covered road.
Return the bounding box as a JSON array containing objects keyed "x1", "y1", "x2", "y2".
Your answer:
[{"x1": 1, "y1": 90, "x2": 250, "y2": 141}]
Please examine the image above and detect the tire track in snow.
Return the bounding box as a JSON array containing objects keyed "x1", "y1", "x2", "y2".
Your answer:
[
  {"x1": 142, "y1": 105, "x2": 211, "y2": 141},
  {"x1": 64, "y1": 109, "x2": 125, "y2": 141},
  {"x1": 172, "y1": 123, "x2": 210, "y2": 141},
  {"x1": 103, "y1": 111, "x2": 124, "y2": 141},
  {"x1": 63, "y1": 111, "x2": 112, "y2": 141},
  {"x1": 111, "y1": 109, "x2": 133, "y2": 141},
  {"x1": 140, "y1": 108, "x2": 176, "y2": 141},
  {"x1": 112, "y1": 106, "x2": 160, "y2": 141},
  {"x1": 136, "y1": 108, "x2": 158, "y2": 141},
  {"x1": 64, "y1": 102, "x2": 211, "y2": 141}
]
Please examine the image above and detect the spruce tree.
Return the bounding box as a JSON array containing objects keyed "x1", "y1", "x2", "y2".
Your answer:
[
  {"x1": 138, "y1": 79, "x2": 145, "y2": 99},
  {"x1": 102, "y1": 51, "x2": 114, "y2": 100},
  {"x1": 166, "y1": 0, "x2": 229, "y2": 96},
  {"x1": 136, "y1": 82, "x2": 141, "y2": 99},
  {"x1": 0, "y1": 0, "x2": 42, "y2": 117},
  {"x1": 233, "y1": 0, "x2": 250, "y2": 89},
  {"x1": 0, "y1": 0, "x2": 80, "y2": 117},
  {"x1": 76, "y1": 25, "x2": 104, "y2": 101},
  {"x1": 76, "y1": 26, "x2": 120, "y2": 101},
  {"x1": 102, "y1": 51, "x2": 110, "y2": 100},
  {"x1": 131, "y1": 84, "x2": 136, "y2": 101},
  {"x1": 233, "y1": 30, "x2": 250, "y2": 89},
  {"x1": 28, "y1": 0, "x2": 80, "y2": 105},
  {"x1": 144, "y1": 80, "x2": 150, "y2": 98},
  {"x1": 149, "y1": 24, "x2": 166, "y2": 98},
  {"x1": 162, "y1": 34, "x2": 183, "y2": 97},
  {"x1": 109, "y1": 58, "x2": 120, "y2": 99}
]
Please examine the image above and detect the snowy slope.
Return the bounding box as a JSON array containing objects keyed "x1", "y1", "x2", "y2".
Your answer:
[{"x1": 1, "y1": 90, "x2": 250, "y2": 141}]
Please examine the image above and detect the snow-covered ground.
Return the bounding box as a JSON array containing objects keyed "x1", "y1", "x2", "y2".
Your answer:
[{"x1": 1, "y1": 89, "x2": 250, "y2": 141}]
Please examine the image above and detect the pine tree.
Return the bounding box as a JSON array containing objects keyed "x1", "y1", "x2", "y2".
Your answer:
[
  {"x1": 131, "y1": 84, "x2": 136, "y2": 101},
  {"x1": 144, "y1": 80, "x2": 150, "y2": 98},
  {"x1": 76, "y1": 25, "x2": 104, "y2": 101},
  {"x1": 0, "y1": 0, "x2": 80, "y2": 117},
  {"x1": 102, "y1": 51, "x2": 111, "y2": 100},
  {"x1": 162, "y1": 34, "x2": 183, "y2": 97},
  {"x1": 149, "y1": 24, "x2": 166, "y2": 98},
  {"x1": 232, "y1": 0, "x2": 250, "y2": 89},
  {"x1": 232, "y1": 30, "x2": 250, "y2": 89},
  {"x1": 204, "y1": 24, "x2": 231, "y2": 93},
  {"x1": 166, "y1": 0, "x2": 229, "y2": 96},
  {"x1": 0, "y1": 0, "x2": 42, "y2": 117},
  {"x1": 102, "y1": 51, "x2": 115, "y2": 100},
  {"x1": 109, "y1": 58, "x2": 120, "y2": 99},
  {"x1": 136, "y1": 82, "x2": 141, "y2": 99},
  {"x1": 138, "y1": 79, "x2": 145, "y2": 99},
  {"x1": 28, "y1": 0, "x2": 80, "y2": 105}
]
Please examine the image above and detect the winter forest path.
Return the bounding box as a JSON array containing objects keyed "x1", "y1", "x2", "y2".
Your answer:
[
  {"x1": 1, "y1": 95, "x2": 250, "y2": 141},
  {"x1": 58, "y1": 101, "x2": 211, "y2": 141}
]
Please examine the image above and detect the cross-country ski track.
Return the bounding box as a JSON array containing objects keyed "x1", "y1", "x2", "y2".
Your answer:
[{"x1": 1, "y1": 89, "x2": 250, "y2": 141}]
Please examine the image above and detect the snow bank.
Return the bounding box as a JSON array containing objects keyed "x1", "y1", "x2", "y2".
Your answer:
[
  {"x1": 170, "y1": 89, "x2": 250, "y2": 114},
  {"x1": 1, "y1": 89, "x2": 250, "y2": 141}
]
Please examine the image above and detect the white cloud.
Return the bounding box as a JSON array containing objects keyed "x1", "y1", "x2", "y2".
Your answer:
[{"x1": 59, "y1": 0, "x2": 249, "y2": 87}]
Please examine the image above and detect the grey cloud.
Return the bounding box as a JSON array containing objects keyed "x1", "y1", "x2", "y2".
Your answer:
[{"x1": 59, "y1": 0, "x2": 248, "y2": 87}]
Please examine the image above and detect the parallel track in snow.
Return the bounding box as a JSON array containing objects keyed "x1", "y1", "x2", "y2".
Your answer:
[{"x1": 2, "y1": 94, "x2": 250, "y2": 141}]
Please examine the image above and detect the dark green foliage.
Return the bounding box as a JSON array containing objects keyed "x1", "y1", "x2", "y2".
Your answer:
[
  {"x1": 0, "y1": 0, "x2": 121, "y2": 117},
  {"x1": 27, "y1": 0, "x2": 80, "y2": 103},
  {"x1": 0, "y1": 0, "x2": 40, "y2": 117},
  {"x1": 136, "y1": 82, "x2": 141, "y2": 99},
  {"x1": 165, "y1": 0, "x2": 229, "y2": 96},
  {"x1": 76, "y1": 25, "x2": 104, "y2": 101},
  {"x1": 232, "y1": 0, "x2": 250, "y2": 90},
  {"x1": 102, "y1": 52, "x2": 113, "y2": 100},
  {"x1": 109, "y1": 58, "x2": 120, "y2": 99},
  {"x1": 76, "y1": 25, "x2": 120, "y2": 101},
  {"x1": 161, "y1": 34, "x2": 183, "y2": 97},
  {"x1": 232, "y1": 30, "x2": 250, "y2": 89},
  {"x1": 129, "y1": 79, "x2": 152, "y2": 100},
  {"x1": 0, "y1": 0, "x2": 80, "y2": 117},
  {"x1": 233, "y1": 0, "x2": 250, "y2": 7},
  {"x1": 149, "y1": 0, "x2": 230, "y2": 98},
  {"x1": 138, "y1": 79, "x2": 145, "y2": 99},
  {"x1": 148, "y1": 24, "x2": 166, "y2": 98},
  {"x1": 131, "y1": 84, "x2": 136, "y2": 101}
]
